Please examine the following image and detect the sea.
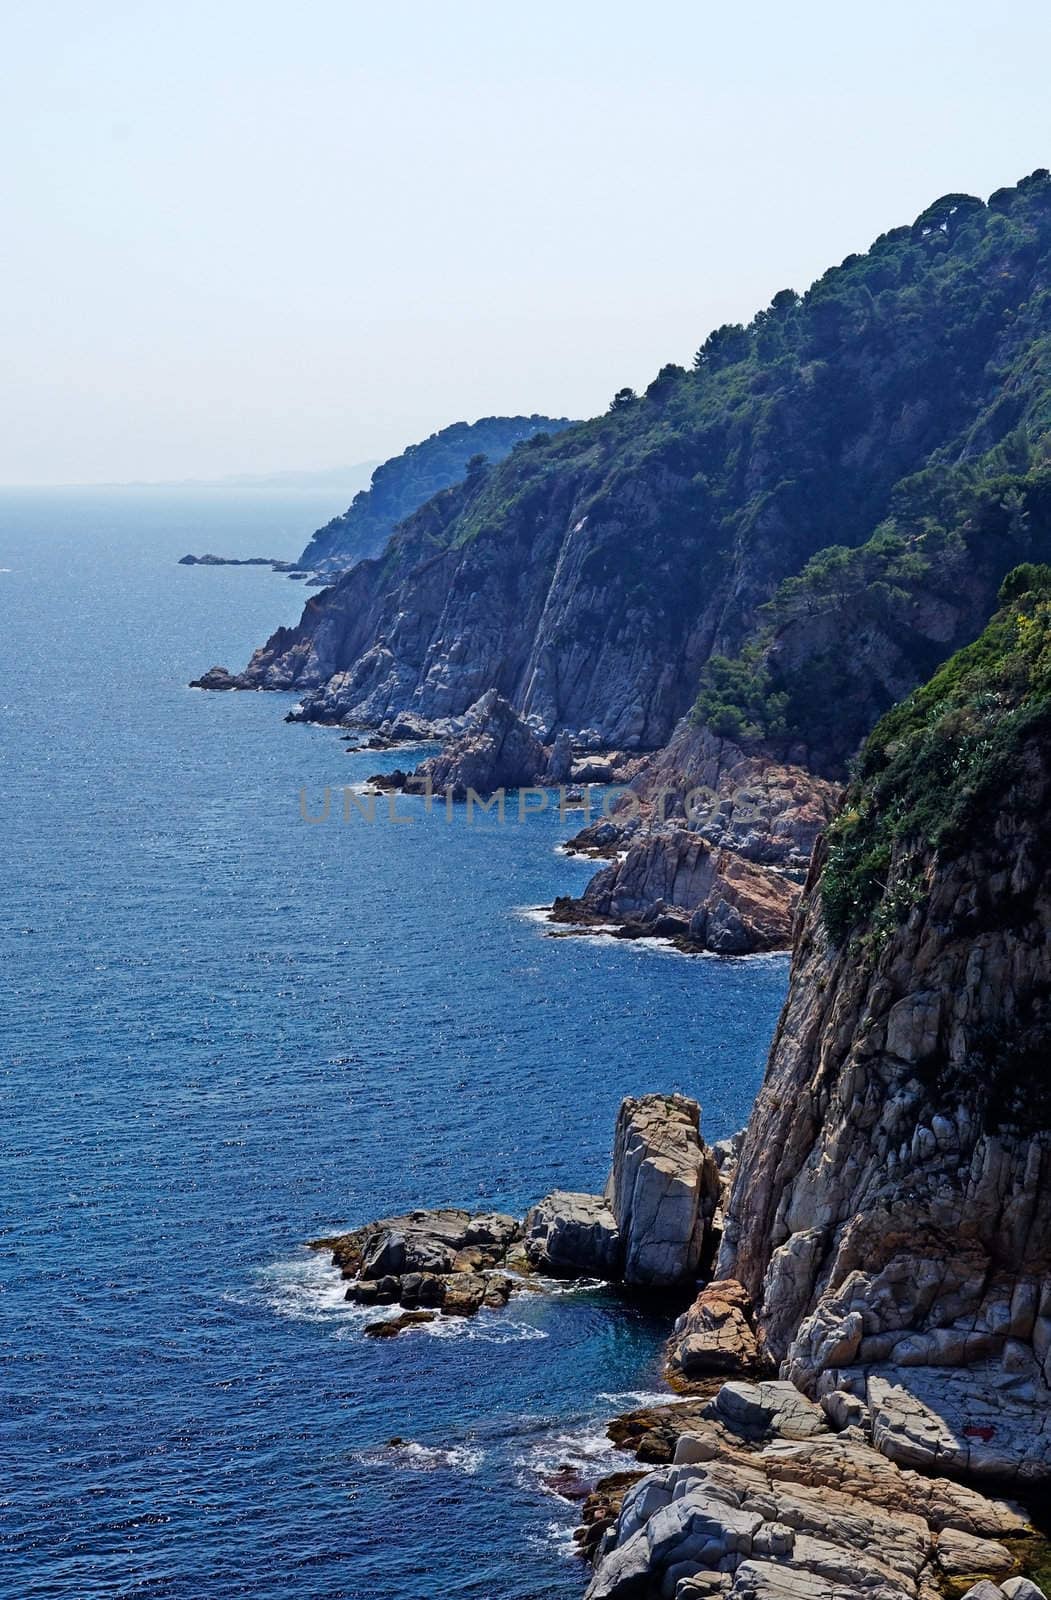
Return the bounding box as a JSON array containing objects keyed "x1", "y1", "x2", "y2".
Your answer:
[{"x1": 0, "y1": 488, "x2": 789, "y2": 1600}]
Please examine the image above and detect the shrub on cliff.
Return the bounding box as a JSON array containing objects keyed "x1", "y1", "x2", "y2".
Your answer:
[{"x1": 821, "y1": 563, "x2": 1051, "y2": 942}]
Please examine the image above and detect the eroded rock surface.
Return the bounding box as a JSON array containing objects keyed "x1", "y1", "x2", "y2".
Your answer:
[
  {"x1": 609, "y1": 1095, "x2": 722, "y2": 1288},
  {"x1": 409, "y1": 690, "x2": 550, "y2": 797},
  {"x1": 554, "y1": 723, "x2": 838, "y2": 954},
  {"x1": 667, "y1": 1280, "x2": 763, "y2": 1383},
  {"x1": 523, "y1": 1191, "x2": 621, "y2": 1277},
  {"x1": 585, "y1": 1381, "x2": 1041, "y2": 1600},
  {"x1": 711, "y1": 667, "x2": 1051, "y2": 1481},
  {"x1": 527, "y1": 1095, "x2": 722, "y2": 1290}
]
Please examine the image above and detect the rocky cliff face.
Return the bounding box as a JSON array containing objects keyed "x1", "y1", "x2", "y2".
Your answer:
[
  {"x1": 203, "y1": 175, "x2": 1051, "y2": 758},
  {"x1": 715, "y1": 575, "x2": 1051, "y2": 1482}
]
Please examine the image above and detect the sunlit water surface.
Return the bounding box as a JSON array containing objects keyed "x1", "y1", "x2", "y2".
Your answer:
[{"x1": 0, "y1": 489, "x2": 788, "y2": 1599}]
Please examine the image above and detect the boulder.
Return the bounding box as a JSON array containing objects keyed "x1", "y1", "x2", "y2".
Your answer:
[
  {"x1": 523, "y1": 1191, "x2": 621, "y2": 1277},
  {"x1": 668, "y1": 1279, "x2": 762, "y2": 1381}
]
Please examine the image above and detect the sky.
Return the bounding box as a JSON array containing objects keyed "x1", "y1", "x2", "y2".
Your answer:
[{"x1": 3, "y1": 0, "x2": 1051, "y2": 486}]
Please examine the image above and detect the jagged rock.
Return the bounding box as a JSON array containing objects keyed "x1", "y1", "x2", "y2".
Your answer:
[
  {"x1": 554, "y1": 832, "x2": 799, "y2": 954},
  {"x1": 716, "y1": 694, "x2": 1051, "y2": 1481},
  {"x1": 668, "y1": 1280, "x2": 763, "y2": 1381},
  {"x1": 311, "y1": 1207, "x2": 521, "y2": 1322},
  {"x1": 585, "y1": 1395, "x2": 1035, "y2": 1600},
  {"x1": 608, "y1": 1095, "x2": 722, "y2": 1288},
  {"x1": 409, "y1": 690, "x2": 549, "y2": 797},
  {"x1": 523, "y1": 1191, "x2": 621, "y2": 1277}
]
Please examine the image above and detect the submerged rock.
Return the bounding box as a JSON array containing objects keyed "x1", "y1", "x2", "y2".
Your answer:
[{"x1": 363, "y1": 1309, "x2": 437, "y2": 1337}]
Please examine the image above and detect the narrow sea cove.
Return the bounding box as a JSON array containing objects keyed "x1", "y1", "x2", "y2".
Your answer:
[{"x1": 0, "y1": 489, "x2": 788, "y2": 1600}]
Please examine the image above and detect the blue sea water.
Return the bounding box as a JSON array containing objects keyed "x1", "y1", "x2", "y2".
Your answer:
[{"x1": 0, "y1": 489, "x2": 789, "y2": 1600}]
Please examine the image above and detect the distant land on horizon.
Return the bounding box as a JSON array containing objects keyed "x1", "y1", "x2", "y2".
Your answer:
[{"x1": 7, "y1": 462, "x2": 382, "y2": 493}]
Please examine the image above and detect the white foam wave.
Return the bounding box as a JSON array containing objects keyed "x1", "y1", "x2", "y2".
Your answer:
[
  {"x1": 250, "y1": 1250, "x2": 371, "y2": 1326},
  {"x1": 356, "y1": 1440, "x2": 485, "y2": 1475},
  {"x1": 422, "y1": 1315, "x2": 548, "y2": 1344},
  {"x1": 596, "y1": 1389, "x2": 679, "y2": 1407},
  {"x1": 525, "y1": 1520, "x2": 581, "y2": 1560}
]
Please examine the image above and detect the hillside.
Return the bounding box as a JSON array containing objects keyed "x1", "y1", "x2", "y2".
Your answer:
[
  {"x1": 207, "y1": 171, "x2": 1051, "y2": 756},
  {"x1": 296, "y1": 414, "x2": 574, "y2": 576}
]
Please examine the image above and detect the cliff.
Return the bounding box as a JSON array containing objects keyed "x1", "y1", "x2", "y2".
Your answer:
[
  {"x1": 583, "y1": 575, "x2": 1051, "y2": 1600},
  {"x1": 715, "y1": 568, "x2": 1051, "y2": 1482},
  {"x1": 207, "y1": 174, "x2": 1051, "y2": 757},
  {"x1": 296, "y1": 414, "x2": 573, "y2": 577}
]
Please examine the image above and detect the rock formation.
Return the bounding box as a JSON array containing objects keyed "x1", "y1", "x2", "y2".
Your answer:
[
  {"x1": 317, "y1": 1096, "x2": 722, "y2": 1328},
  {"x1": 697, "y1": 575, "x2": 1051, "y2": 1483},
  {"x1": 310, "y1": 1208, "x2": 521, "y2": 1322},
  {"x1": 522, "y1": 1191, "x2": 621, "y2": 1277},
  {"x1": 667, "y1": 1280, "x2": 763, "y2": 1382},
  {"x1": 609, "y1": 1095, "x2": 722, "y2": 1287},
  {"x1": 407, "y1": 690, "x2": 551, "y2": 796},
  {"x1": 584, "y1": 1380, "x2": 1043, "y2": 1600},
  {"x1": 527, "y1": 1094, "x2": 721, "y2": 1288},
  {"x1": 553, "y1": 722, "x2": 838, "y2": 954}
]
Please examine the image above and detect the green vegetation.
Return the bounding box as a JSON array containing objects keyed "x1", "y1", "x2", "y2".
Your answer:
[
  {"x1": 299, "y1": 414, "x2": 575, "y2": 570},
  {"x1": 285, "y1": 170, "x2": 1051, "y2": 762},
  {"x1": 821, "y1": 563, "x2": 1051, "y2": 943},
  {"x1": 692, "y1": 462, "x2": 1051, "y2": 764}
]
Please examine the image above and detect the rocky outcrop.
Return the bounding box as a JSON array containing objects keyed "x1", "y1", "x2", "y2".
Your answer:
[
  {"x1": 555, "y1": 835, "x2": 800, "y2": 954},
  {"x1": 667, "y1": 1280, "x2": 764, "y2": 1383},
  {"x1": 407, "y1": 690, "x2": 550, "y2": 796},
  {"x1": 526, "y1": 1094, "x2": 722, "y2": 1288},
  {"x1": 553, "y1": 722, "x2": 838, "y2": 954},
  {"x1": 310, "y1": 1208, "x2": 521, "y2": 1326},
  {"x1": 608, "y1": 1095, "x2": 722, "y2": 1287},
  {"x1": 179, "y1": 553, "x2": 303, "y2": 572},
  {"x1": 710, "y1": 580, "x2": 1051, "y2": 1483},
  {"x1": 523, "y1": 1191, "x2": 621, "y2": 1277},
  {"x1": 191, "y1": 665, "x2": 239, "y2": 690},
  {"x1": 313, "y1": 1096, "x2": 720, "y2": 1325},
  {"x1": 584, "y1": 1379, "x2": 1044, "y2": 1600}
]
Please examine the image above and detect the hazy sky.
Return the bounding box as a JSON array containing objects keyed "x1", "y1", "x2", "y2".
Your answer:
[{"x1": 4, "y1": 0, "x2": 1050, "y2": 485}]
